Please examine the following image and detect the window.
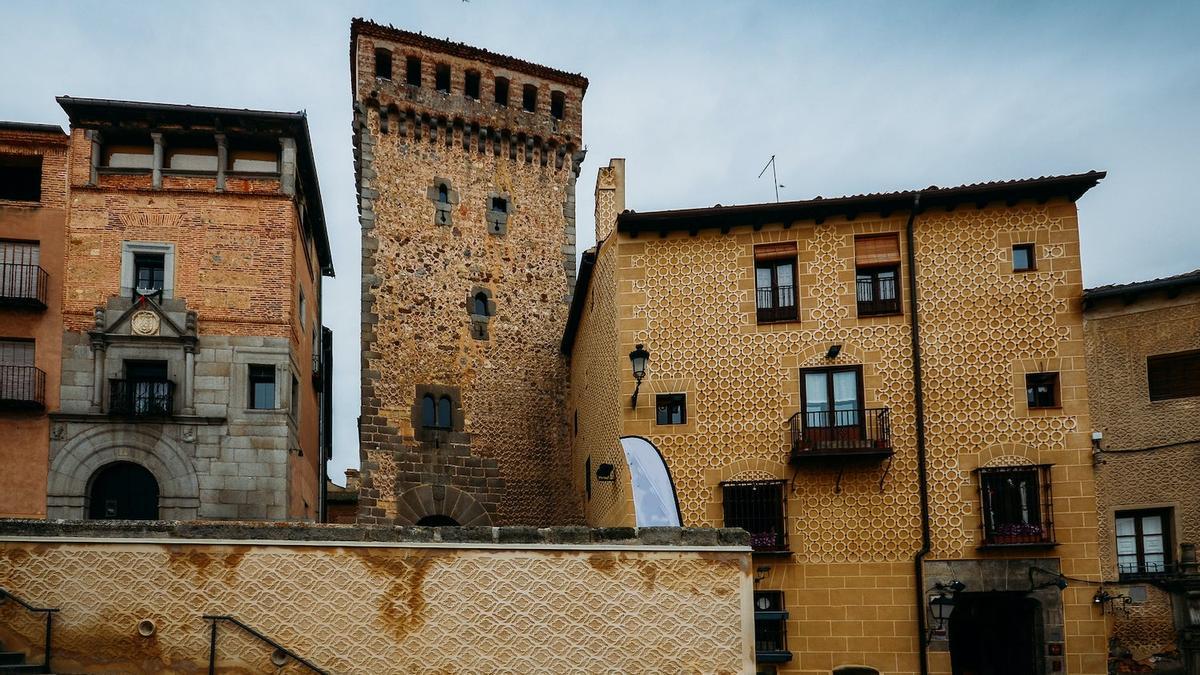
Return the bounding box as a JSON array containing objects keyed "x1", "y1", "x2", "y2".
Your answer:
[
  {"x1": 102, "y1": 142, "x2": 153, "y2": 169},
  {"x1": 754, "y1": 243, "x2": 798, "y2": 323},
  {"x1": 522, "y1": 84, "x2": 538, "y2": 112},
  {"x1": 374, "y1": 47, "x2": 392, "y2": 79},
  {"x1": 802, "y1": 366, "x2": 862, "y2": 429},
  {"x1": 1012, "y1": 244, "x2": 1035, "y2": 272},
  {"x1": 491, "y1": 196, "x2": 507, "y2": 213},
  {"x1": 473, "y1": 292, "x2": 490, "y2": 317},
  {"x1": 978, "y1": 465, "x2": 1054, "y2": 546},
  {"x1": 299, "y1": 288, "x2": 307, "y2": 328},
  {"x1": 0, "y1": 240, "x2": 44, "y2": 304},
  {"x1": 1116, "y1": 508, "x2": 1172, "y2": 576},
  {"x1": 0, "y1": 155, "x2": 41, "y2": 201},
  {"x1": 854, "y1": 235, "x2": 901, "y2": 316},
  {"x1": 1147, "y1": 350, "x2": 1200, "y2": 401},
  {"x1": 437, "y1": 183, "x2": 449, "y2": 204},
  {"x1": 753, "y1": 591, "x2": 792, "y2": 664},
  {"x1": 248, "y1": 364, "x2": 275, "y2": 410},
  {"x1": 435, "y1": 63, "x2": 451, "y2": 93},
  {"x1": 228, "y1": 145, "x2": 279, "y2": 173},
  {"x1": 420, "y1": 393, "x2": 452, "y2": 429},
  {"x1": 1025, "y1": 372, "x2": 1059, "y2": 408},
  {"x1": 494, "y1": 77, "x2": 510, "y2": 106},
  {"x1": 165, "y1": 144, "x2": 218, "y2": 172},
  {"x1": 437, "y1": 396, "x2": 452, "y2": 428},
  {"x1": 116, "y1": 360, "x2": 171, "y2": 416},
  {"x1": 133, "y1": 253, "x2": 165, "y2": 297},
  {"x1": 290, "y1": 375, "x2": 299, "y2": 419},
  {"x1": 405, "y1": 56, "x2": 422, "y2": 86},
  {"x1": 655, "y1": 394, "x2": 686, "y2": 425},
  {"x1": 464, "y1": 70, "x2": 481, "y2": 99},
  {"x1": 550, "y1": 91, "x2": 565, "y2": 120},
  {"x1": 721, "y1": 480, "x2": 787, "y2": 552},
  {"x1": 486, "y1": 194, "x2": 510, "y2": 235}
]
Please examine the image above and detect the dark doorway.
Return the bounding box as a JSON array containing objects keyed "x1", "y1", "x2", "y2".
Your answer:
[
  {"x1": 950, "y1": 592, "x2": 1043, "y2": 675},
  {"x1": 88, "y1": 462, "x2": 159, "y2": 520},
  {"x1": 416, "y1": 515, "x2": 459, "y2": 526}
]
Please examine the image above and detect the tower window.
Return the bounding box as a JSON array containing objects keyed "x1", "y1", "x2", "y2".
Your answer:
[
  {"x1": 464, "y1": 70, "x2": 481, "y2": 99},
  {"x1": 435, "y1": 63, "x2": 451, "y2": 93},
  {"x1": 437, "y1": 396, "x2": 452, "y2": 428},
  {"x1": 473, "y1": 292, "x2": 490, "y2": 317},
  {"x1": 248, "y1": 364, "x2": 275, "y2": 410},
  {"x1": 550, "y1": 91, "x2": 565, "y2": 120},
  {"x1": 420, "y1": 392, "x2": 453, "y2": 429},
  {"x1": 486, "y1": 192, "x2": 511, "y2": 235},
  {"x1": 0, "y1": 155, "x2": 42, "y2": 202},
  {"x1": 406, "y1": 56, "x2": 422, "y2": 86},
  {"x1": 522, "y1": 84, "x2": 537, "y2": 112},
  {"x1": 494, "y1": 77, "x2": 510, "y2": 106},
  {"x1": 1012, "y1": 243, "x2": 1035, "y2": 272},
  {"x1": 491, "y1": 196, "x2": 507, "y2": 213},
  {"x1": 437, "y1": 183, "x2": 449, "y2": 204},
  {"x1": 374, "y1": 48, "x2": 392, "y2": 79}
]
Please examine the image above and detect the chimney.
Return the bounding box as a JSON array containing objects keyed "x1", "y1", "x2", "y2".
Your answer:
[
  {"x1": 594, "y1": 158, "x2": 625, "y2": 243},
  {"x1": 344, "y1": 468, "x2": 361, "y2": 491}
]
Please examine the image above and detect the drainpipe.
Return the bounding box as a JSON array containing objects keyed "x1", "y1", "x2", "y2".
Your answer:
[{"x1": 905, "y1": 193, "x2": 933, "y2": 675}]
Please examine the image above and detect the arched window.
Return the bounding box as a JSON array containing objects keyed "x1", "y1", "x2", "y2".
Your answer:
[
  {"x1": 473, "y1": 292, "x2": 490, "y2": 317},
  {"x1": 417, "y1": 514, "x2": 459, "y2": 526},
  {"x1": 88, "y1": 462, "x2": 159, "y2": 520},
  {"x1": 421, "y1": 394, "x2": 437, "y2": 427},
  {"x1": 437, "y1": 183, "x2": 449, "y2": 204},
  {"x1": 437, "y1": 396, "x2": 452, "y2": 428}
]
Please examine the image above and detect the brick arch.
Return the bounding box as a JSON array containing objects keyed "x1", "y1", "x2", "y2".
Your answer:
[
  {"x1": 976, "y1": 442, "x2": 1041, "y2": 469},
  {"x1": 395, "y1": 484, "x2": 492, "y2": 527},
  {"x1": 47, "y1": 426, "x2": 199, "y2": 520}
]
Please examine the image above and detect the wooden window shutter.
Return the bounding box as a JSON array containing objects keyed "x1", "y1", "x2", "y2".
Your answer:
[
  {"x1": 1147, "y1": 350, "x2": 1200, "y2": 401},
  {"x1": 754, "y1": 242, "x2": 797, "y2": 261},
  {"x1": 855, "y1": 234, "x2": 901, "y2": 267}
]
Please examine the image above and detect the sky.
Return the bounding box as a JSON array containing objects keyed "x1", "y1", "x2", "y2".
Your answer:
[{"x1": 3, "y1": 1, "x2": 1198, "y2": 484}]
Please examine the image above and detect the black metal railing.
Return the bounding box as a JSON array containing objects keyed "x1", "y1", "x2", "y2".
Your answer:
[
  {"x1": 0, "y1": 263, "x2": 49, "y2": 308},
  {"x1": 977, "y1": 464, "x2": 1055, "y2": 547},
  {"x1": 203, "y1": 615, "x2": 327, "y2": 675},
  {"x1": 721, "y1": 480, "x2": 788, "y2": 553},
  {"x1": 856, "y1": 276, "x2": 900, "y2": 316},
  {"x1": 0, "y1": 587, "x2": 59, "y2": 673},
  {"x1": 789, "y1": 408, "x2": 892, "y2": 456},
  {"x1": 753, "y1": 591, "x2": 792, "y2": 663},
  {"x1": 108, "y1": 379, "x2": 175, "y2": 417},
  {"x1": 0, "y1": 365, "x2": 46, "y2": 410},
  {"x1": 756, "y1": 285, "x2": 797, "y2": 323}
]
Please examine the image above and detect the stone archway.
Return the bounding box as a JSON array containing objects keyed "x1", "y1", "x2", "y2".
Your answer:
[
  {"x1": 87, "y1": 461, "x2": 159, "y2": 520},
  {"x1": 48, "y1": 426, "x2": 199, "y2": 520},
  {"x1": 395, "y1": 484, "x2": 492, "y2": 526}
]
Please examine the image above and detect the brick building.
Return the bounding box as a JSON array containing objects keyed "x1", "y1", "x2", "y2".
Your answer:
[
  {"x1": 0, "y1": 122, "x2": 69, "y2": 519},
  {"x1": 565, "y1": 161, "x2": 1111, "y2": 674},
  {"x1": 351, "y1": 19, "x2": 586, "y2": 526},
  {"x1": 36, "y1": 97, "x2": 335, "y2": 521},
  {"x1": 1083, "y1": 270, "x2": 1200, "y2": 674}
]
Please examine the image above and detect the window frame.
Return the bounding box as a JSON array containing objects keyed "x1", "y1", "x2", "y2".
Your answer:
[
  {"x1": 435, "y1": 63, "x2": 451, "y2": 94},
  {"x1": 1116, "y1": 507, "x2": 1173, "y2": 578},
  {"x1": 521, "y1": 84, "x2": 538, "y2": 112},
  {"x1": 247, "y1": 364, "x2": 276, "y2": 410},
  {"x1": 855, "y1": 264, "x2": 902, "y2": 317},
  {"x1": 405, "y1": 56, "x2": 422, "y2": 86},
  {"x1": 1025, "y1": 372, "x2": 1060, "y2": 409},
  {"x1": 754, "y1": 256, "x2": 799, "y2": 323},
  {"x1": 1147, "y1": 350, "x2": 1200, "y2": 401},
  {"x1": 1012, "y1": 243, "x2": 1036, "y2": 272},
  {"x1": 720, "y1": 479, "x2": 788, "y2": 553},
  {"x1": 799, "y1": 365, "x2": 865, "y2": 430},
  {"x1": 655, "y1": 393, "x2": 687, "y2": 425},
  {"x1": 121, "y1": 242, "x2": 175, "y2": 299},
  {"x1": 494, "y1": 77, "x2": 510, "y2": 106},
  {"x1": 976, "y1": 464, "x2": 1055, "y2": 547},
  {"x1": 0, "y1": 154, "x2": 43, "y2": 202},
  {"x1": 374, "y1": 47, "x2": 392, "y2": 79},
  {"x1": 464, "y1": 69, "x2": 481, "y2": 99}
]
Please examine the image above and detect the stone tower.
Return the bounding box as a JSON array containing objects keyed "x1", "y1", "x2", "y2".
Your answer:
[{"x1": 351, "y1": 19, "x2": 587, "y2": 526}]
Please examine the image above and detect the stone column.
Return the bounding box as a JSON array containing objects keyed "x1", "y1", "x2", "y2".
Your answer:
[
  {"x1": 214, "y1": 133, "x2": 227, "y2": 192},
  {"x1": 90, "y1": 340, "x2": 106, "y2": 412},
  {"x1": 151, "y1": 132, "x2": 164, "y2": 189},
  {"x1": 280, "y1": 137, "x2": 297, "y2": 196},
  {"x1": 183, "y1": 343, "x2": 196, "y2": 415},
  {"x1": 86, "y1": 130, "x2": 102, "y2": 186}
]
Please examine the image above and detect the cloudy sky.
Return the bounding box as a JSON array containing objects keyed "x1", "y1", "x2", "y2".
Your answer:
[{"x1": 3, "y1": 1, "x2": 1197, "y2": 482}]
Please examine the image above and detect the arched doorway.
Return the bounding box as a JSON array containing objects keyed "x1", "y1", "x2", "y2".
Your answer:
[
  {"x1": 416, "y1": 515, "x2": 459, "y2": 526},
  {"x1": 88, "y1": 462, "x2": 159, "y2": 520},
  {"x1": 949, "y1": 592, "x2": 1043, "y2": 675}
]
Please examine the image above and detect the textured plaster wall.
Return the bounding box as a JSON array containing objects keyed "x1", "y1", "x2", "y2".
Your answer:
[{"x1": 0, "y1": 525, "x2": 751, "y2": 674}]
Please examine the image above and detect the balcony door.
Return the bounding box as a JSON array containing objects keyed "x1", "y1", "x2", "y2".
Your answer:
[
  {"x1": 125, "y1": 360, "x2": 170, "y2": 415},
  {"x1": 0, "y1": 240, "x2": 39, "y2": 299},
  {"x1": 801, "y1": 366, "x2": 863, "y2": 445}
]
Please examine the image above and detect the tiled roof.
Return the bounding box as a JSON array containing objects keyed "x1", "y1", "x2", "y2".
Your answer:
[{"x1": 1083, "y1": 268, "x2": 1200, "y2": 303}]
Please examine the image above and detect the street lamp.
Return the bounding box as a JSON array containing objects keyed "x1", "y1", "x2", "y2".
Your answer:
[
  {"x1": 926, "y1": 580, "x2": 965, "y2": 643},
  {"x1": 629, "y1": 343, "x2": 650, "y2": 407}
]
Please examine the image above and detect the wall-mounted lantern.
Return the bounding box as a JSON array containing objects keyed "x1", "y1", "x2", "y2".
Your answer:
[
  {"x1": 926, "y1": 580, "x2": 965, "y2": 643},
  {"x1": 596, "y1": 463, "x2": 616, "y2": 482},
  {"x1": 825, "y1": 344, "x2": 842, "y2": 359},
  {"x1": 629, "y1": 343, "x2": 650, "y2": 407}
]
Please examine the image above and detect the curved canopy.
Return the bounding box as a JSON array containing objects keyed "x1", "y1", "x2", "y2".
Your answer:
[{"x1": 620, "y1": 436, "x2": 681, "y2": 527}]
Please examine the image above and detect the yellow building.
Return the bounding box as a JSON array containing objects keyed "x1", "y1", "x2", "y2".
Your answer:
[
  {"x1": 1083, "y1": 270, "x2": 1200, "y2": 674},
  {"x1": 564, "y1": 160, "x2": 1110, "y2": 674}
]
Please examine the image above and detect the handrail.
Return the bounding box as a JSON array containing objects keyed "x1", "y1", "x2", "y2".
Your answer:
[
  {"x1": 0, "y1": 587, "x2": 59, "y2": 674},
  {"x1": 202, "y1": 614, "x2": 327, "y2": 675}
]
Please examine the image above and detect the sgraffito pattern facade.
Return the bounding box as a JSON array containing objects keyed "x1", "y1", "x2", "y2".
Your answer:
[
  {"x1": 568, "y1": 167, "x2": 1108, "y2": 673},
  {"x1": 0, "y1": 522, "x2": 752, "y2": 674},
  {"x1": 353, "y1": 20, "x2": 586, "y2": 527}
]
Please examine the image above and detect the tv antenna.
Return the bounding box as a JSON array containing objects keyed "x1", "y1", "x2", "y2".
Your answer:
[{"x1": 758, "y1": 155, "x2": 785, "y2": 202}]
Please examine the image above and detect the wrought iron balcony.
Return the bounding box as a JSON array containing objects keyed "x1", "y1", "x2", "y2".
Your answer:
[
  {"x1": 756, "y1": 285, "x2": 797, "y2": 323},
  {"x1": 856, "y1": 277, "x2": 900, "y2": 316},
  {"x1": 788, "y1": 407, "x2": 893, "y2": 463},
  {"x1": 0, "y1": 262, "x2": 49, "y2": 309},
  {"x1": 977, "y1": 464, "x2": 1056, "y2": 548},
  {"x1": 0, "y1": 365, "x2": 46, "y2": 411},
  {"x1": 108, "y1": 379, "x2": 175, "y2": 417},
  {"x1": 721, "y1": 480, "x2": 789, "y2": 554}
]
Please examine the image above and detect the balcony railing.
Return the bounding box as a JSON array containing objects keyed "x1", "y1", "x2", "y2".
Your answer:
[
  {"x1": 756, "y1": 285, "x2": 797, "y2": 323},
  {"x1": 721, "y1": 480, "x2": 788, "y2": 553},
  {"x1": 788, "y1": 407, "x2": 893, "y2": 462},
  {"x1": 108, "y1": 379, "x2": 175, "y2": 417},
  {"x1": 0, "y1": 262, "x2": 49, "y2": 309},
  {"x1": 978, "y1": 464, "x2": 1055, "y2": 548},
  {"x1": 856, "y1": 277, "x2": 900, "y2": 316},
  {"x1": 0, "y1": 364, "x2": 46, "y2": 411}
]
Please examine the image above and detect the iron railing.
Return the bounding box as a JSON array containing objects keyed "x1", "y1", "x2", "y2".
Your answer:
[
  {"x1": 721, "y1": 480, "x2": 788, "y2": 553},
  {"x1": 756, "y1": 285, "x2": 797, "y2": 323},
  {"x1": 789, "y1": 407, "x2": 892, "y2": 457},
  {"x1": 108, "y1": 379, "x2": 175, "y2": 417},
  {"x1": 753, "y1": 590, "x2": 792, "y2": 663},
  {"x1": 0, "y1": 587, "x2": 59, "y2": 673},
  {"x1": 0, "y1": 263, "x2": 49, "y2": 309},
  {"x1": 977, "y1": 464, "x2": 1055, "y2": 547},
  {"x1": 856, "y1": 276, "x2": 900, "y2": 316},
  {"x1": 0, "y1": 365, "x2": 46, "y2": 410},
  {"x1": 203, "y1": 615, "x2": 327, "y2": 675}
]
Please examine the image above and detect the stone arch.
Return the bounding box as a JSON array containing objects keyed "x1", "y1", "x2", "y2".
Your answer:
[
  {"x1": 703, "y1": 457, "x2": 788, "y2": 524},
  {"x1": 396, "y1": 484, "x2": 492, "y2": 527},
  {"x1": 976, "y1": 442, "x2": 1041, "y2": 469},
  {"x1": 48, "y1": 426, "x2": 199, "y2": 520}
]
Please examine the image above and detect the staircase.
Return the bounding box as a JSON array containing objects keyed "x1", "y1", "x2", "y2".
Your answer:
[{"x1": 0, "y1": 642, "x2": 43, "y2": 673}]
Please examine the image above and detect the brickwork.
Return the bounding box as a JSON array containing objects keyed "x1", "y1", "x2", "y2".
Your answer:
[
  {"x1": 353, "y1": 21, "x2": 585, "y2": 526},
  {"x1": 0, "y1": 520, "x2": 752, "y2": 674}
]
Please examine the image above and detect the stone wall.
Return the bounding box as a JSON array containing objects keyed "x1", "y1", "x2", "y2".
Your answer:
[
  {"x1": 0, "y1": 520, "x2": 752, "y2": 674},
  {"x1": 353, "y1": 22, "x2": 585, "y2": 527}
]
